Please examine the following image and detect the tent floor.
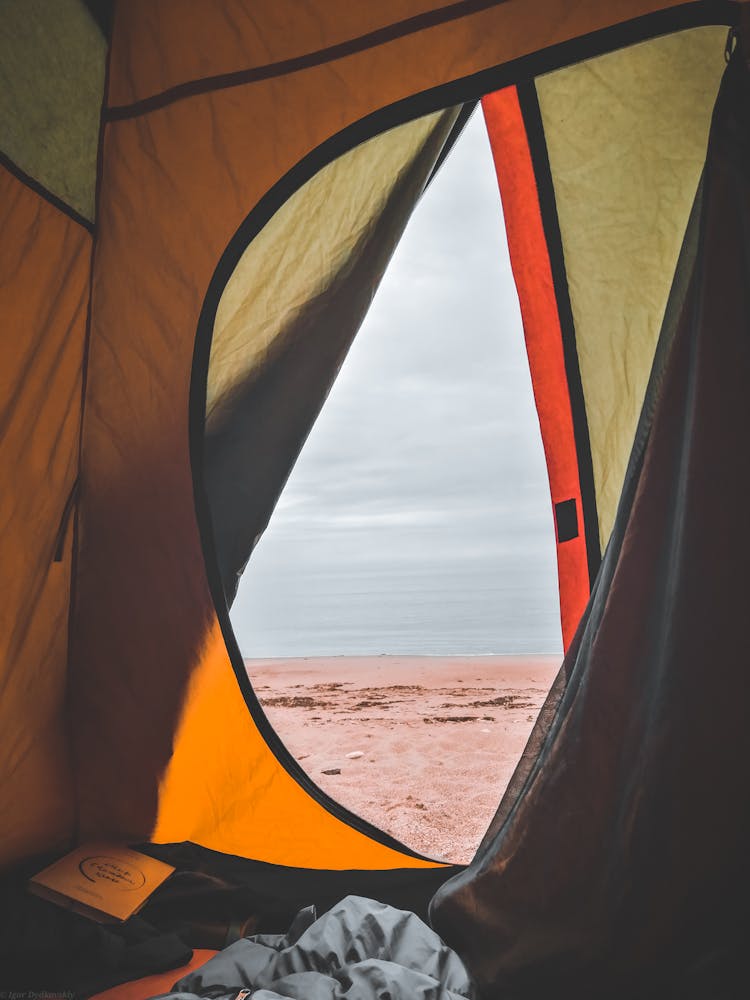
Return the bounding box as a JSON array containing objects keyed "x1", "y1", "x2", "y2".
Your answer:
[{"x1": 0, "y1": 841, "x2": 458, "y2": 998}]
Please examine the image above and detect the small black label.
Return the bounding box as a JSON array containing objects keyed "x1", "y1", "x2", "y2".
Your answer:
[{"x1": 555, "y1": 498, "x2": 579, "y2": 542}]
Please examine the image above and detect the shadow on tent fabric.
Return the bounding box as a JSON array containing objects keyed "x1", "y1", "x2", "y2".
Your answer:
[{"x1": 431, "y1": 43, "x2": 750, "y2": 1000}]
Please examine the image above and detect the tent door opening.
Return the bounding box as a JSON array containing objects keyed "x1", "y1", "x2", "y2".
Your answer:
[{"x1": 228, "y1": 110, "x2": 562, "y2": 864}]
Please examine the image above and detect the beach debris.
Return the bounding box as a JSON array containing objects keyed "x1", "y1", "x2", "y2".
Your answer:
[
  {"x1": 423, "y1": 715, "x2": 477, "y2": 724},
  {"x1": 480, "y1": 729, "x2": 491, "y2": 734},
  {"x1": 296, "y1": 754, "x2": 310, "y2": 760},
  {"x1": 321, "y1": 767, "x2": 341, "y2": 775},
  {"x1": 345, "y1": 751, "x2": 364, "y2": 759}
]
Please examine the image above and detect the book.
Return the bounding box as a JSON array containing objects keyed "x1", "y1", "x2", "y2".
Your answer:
[{"x1": 28, "y1": 843, "x2": 175, "y2": 923}]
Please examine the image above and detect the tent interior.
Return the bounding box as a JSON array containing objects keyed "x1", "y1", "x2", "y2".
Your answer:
[{"x1": 1, "y1": 1, "x2": 748, "y2": 997}]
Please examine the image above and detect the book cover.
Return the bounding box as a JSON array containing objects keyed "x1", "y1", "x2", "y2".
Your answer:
[{"x1": 29, "y1": 843, "x2": 175, "y2": 923}]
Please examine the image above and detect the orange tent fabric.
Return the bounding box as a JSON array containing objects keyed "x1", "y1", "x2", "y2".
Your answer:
[
  {"x1": 89, "y1": 950, "x2": 217, "y2": 1000},
  {"x1": 70, "y1": 0, "x2": 731, "y2": 873},
  {"x1": 1, "y1": 0, "x2": 743, "y2": 880}
]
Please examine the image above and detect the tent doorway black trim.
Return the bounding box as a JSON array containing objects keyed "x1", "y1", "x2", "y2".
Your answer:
[{"x1": 188, "y1": 4, "x2": 737, "y2": 863}]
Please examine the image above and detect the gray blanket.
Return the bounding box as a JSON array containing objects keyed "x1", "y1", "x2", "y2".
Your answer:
[{"x1": 153, "y1": 894, "x2": 475, "y2": 999}]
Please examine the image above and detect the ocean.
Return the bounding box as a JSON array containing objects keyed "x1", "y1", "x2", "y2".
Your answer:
[
  {"x1": 231, "y1": 560, "x2": 563, "y2": 658},
  {"x1": 227, "y1": 112, "x2": 564, "y2": 661}
]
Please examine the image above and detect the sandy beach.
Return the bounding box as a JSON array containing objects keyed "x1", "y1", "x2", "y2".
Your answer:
[{"x1": 246, "y1": 655, "x2": 560, "y2": 864}]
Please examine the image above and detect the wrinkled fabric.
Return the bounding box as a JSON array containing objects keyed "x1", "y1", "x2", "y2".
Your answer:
[
  {"x1": 154, "y1": 895, "x2": 475, "y2": 1000},
  {"x1": 430, "y1": 46, "x2": 750, "y2": 1000}
]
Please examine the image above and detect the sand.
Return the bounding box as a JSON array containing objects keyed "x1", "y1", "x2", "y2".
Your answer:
[{"x1": 246, "y1": 655, "x2": 560, "y2": 865}]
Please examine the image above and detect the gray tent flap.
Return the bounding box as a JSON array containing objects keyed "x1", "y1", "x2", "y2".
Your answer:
[{"x1": 431, "y1": 47, "x2": 750, "y2": 999}]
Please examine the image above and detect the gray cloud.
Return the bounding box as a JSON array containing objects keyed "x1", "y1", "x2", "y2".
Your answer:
[{"x1": 231, "y1": 111, "x2": 563, "y2": 656}]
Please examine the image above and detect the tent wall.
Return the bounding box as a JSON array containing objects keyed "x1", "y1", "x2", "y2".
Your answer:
[
  {"x1": 0, "y1": 0, "x2": 103, "y2": 868},
  {"x1": 103, "y1": 0, "x2": 701, "y2": 113},
  {"x1": 66, "y1": 0, "x2": 740, "y2": 870},
  {"x1": 0, "y1": 168, "x2": 90, "y2": 867},
  {"x1": 0, "y1": 0, "x2": 739, "y2": 871}
]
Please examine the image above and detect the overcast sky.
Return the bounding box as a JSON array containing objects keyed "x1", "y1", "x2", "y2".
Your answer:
[{"x1": 231, "y1": 110, "x2": 562, "y2": 657}]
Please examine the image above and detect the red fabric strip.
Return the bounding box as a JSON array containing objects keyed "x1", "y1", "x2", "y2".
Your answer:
[{"x1": 481, "y1": 86, "x2": 590, "y2": 650}]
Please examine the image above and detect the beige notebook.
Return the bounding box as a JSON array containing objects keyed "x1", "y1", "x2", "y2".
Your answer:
[{"x1": 29, "y1": 843, "x2": 175, "y2": 923}]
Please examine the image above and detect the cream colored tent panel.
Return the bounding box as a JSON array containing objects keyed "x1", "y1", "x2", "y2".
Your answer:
[
  {"x1": 207, "y1": 108, "x2": 458, "y2": 426},
  {"x1": 536, "y1": 26, "x2": 727, "y2": 548},
  {"x1": 0, "y1": 0, "x2": 104, "y2": 221}
]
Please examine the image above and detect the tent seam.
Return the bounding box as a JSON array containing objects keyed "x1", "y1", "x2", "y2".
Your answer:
[
  {"x1": 0, "y1": 148, "x2": 94, "y2": 233},
  {"x1": 104, "y1": 1, "x2": 736, "y2": 124},
  {"x1": 105, "y1": 0, "x2": 511, "y2": 121},
  {"x1": 61, "y1": 20, "x2": 114, "y2": 851}
]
